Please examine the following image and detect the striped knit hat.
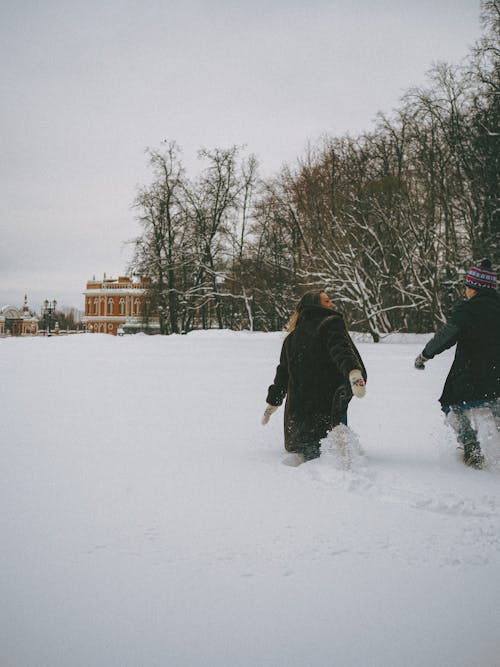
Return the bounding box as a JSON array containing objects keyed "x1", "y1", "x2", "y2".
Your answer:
[{"x1": 465, "y1": 259, "x2": 497, "y2": 290}]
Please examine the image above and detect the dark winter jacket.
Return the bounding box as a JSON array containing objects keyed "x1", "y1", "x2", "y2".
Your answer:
[
  {"x1": 266, "y1": 306, "x2": 366, "y2": 454},
  {"x1": 423, "y1": 290, "x2": 500, "y2": 406}
]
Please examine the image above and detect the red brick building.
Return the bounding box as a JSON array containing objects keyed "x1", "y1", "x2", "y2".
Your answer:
[
  {"x1": 82, "y1": 275, "x2": 157, "y2": 335},
  {"x1": 0, "y1": 295, "x2": 39, "y2": 336}
]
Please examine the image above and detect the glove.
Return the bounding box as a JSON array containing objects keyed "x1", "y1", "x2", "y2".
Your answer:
[
  {"x1": 349, "y1": 369, "x2": 366, "y2": 398},
  {"x1": 261, "y1": 404, "x2": 278, "y2": 425},
  {"x1": 414, "y1": 353, "x2": 428, "y2": 370}
]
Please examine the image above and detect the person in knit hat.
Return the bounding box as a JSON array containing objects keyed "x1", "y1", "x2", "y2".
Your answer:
[
  {"x1": 414, "y1": 259, "x2": 500, "y2": 468},
  {"x1": 261, "y1": 290, "x2": 366, "y2": 463}
]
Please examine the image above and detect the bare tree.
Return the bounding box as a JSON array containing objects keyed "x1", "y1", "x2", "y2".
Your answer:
[{"x1": 132, "y1": 141, "x2": 185, "y2": 333}]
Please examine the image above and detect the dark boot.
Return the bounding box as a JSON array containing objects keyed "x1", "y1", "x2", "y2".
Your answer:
[
  {"x1": 448, "y1": 408, "x2": 483, "y2": 469},
  {"x1": 463, "y1": 441, "x2": 484, "y2": 469}
]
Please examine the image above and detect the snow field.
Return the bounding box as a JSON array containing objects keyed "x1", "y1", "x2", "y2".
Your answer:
[{"x1": 1, "y1": 332, "x2": 500, "y2": 666}]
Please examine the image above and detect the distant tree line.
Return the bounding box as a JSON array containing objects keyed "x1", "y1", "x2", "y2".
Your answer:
[
  {"x1": 130, "y1": 1, "x2": 499, "y2": 339},
  {"x1": 38, "y1": 307, "x2": 82, "y2": 332}
]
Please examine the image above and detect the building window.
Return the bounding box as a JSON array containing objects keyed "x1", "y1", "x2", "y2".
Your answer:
[
  {"x1": 94, "y1": 298, "x2": 98, "y2": 315},
  {"x1": 134, "y1": 298, "x2": 140, "y2": 315},
  {"x1": 119, "y1": 298, "x2": 125, "y2": 315},
  {"x1": 108, "y1": 298, "x2": 114, "y2": 315}
]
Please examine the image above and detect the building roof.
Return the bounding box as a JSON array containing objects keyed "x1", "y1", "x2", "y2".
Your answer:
[{"x1": 0, "y1": 304, "x2": 38, "y2": 321}]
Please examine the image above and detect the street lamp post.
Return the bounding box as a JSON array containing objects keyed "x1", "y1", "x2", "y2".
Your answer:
[
  {"x1": 42, "y1": 299, "x2": 57, "y2": 336},
  {"x1": 158, "y1": 304, "x2": 165, "y2": 335}
]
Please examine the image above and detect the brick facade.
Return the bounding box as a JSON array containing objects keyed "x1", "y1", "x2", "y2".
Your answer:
[
  {"x1": 0, "y1": 296, "x2": 39, "y2": 336},
  {"x1": 82, "y1": 276, "x2": 153, "y2": 335}
]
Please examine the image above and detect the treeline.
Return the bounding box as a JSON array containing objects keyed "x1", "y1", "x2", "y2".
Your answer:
[
  {"x1": 39, "y1": 308, "x2": 82, "y2": 331},
  {"x1": 131, "y1": 1, "x2": 499, "y2": 338}
]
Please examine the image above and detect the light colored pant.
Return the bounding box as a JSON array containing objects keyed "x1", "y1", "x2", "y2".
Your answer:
[{"x1": 446, "y1": 399, "x2": 500, "y2": 449}]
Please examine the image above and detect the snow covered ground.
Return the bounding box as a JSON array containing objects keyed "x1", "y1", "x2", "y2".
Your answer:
[{"x1": 2, "y1": 331, "x2": 500, "y2": 667}]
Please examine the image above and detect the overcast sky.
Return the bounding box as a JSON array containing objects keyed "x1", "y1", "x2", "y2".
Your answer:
[{"x1": 1, "y1": 0, "x2": 482, "y2": 312}]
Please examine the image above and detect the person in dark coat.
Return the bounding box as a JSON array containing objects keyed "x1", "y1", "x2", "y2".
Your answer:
[
  {"x1": 414, "y1": 259, "x2": 500, "y2": 468},
  {"x1": 261, "y1": 290, "x2": 367, "y2": 462}
]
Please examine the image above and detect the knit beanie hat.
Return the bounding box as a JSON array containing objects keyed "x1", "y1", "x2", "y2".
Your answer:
[{"x1": 465, "y1": 259, "x2": 497, "y2": 290}]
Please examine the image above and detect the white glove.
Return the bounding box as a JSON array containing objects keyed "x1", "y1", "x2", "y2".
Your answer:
[
  {"x1": 261, "y1": 404, "x2": 278, "y2": 425},
  {"x1": 349, "y1": 369, "x2": 366, "y2": 398}
]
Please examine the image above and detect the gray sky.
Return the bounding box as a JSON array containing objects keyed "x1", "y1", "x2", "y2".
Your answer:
[{"x1": 1, "y1": 0, "x2": 482, "y2": 312}]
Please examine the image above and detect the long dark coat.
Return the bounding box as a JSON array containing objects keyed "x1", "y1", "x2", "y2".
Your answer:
[
  {"x1": 266, "y1": 306, "x2": 366, "y2": 455},
  {"x1": 423, "y1": 290, "x2": 500, "y2": 406}
]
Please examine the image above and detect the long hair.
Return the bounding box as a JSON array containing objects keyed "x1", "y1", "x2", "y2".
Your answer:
[{"x1": 287, "y1": 290, "x2": 324, "y2": 332}]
